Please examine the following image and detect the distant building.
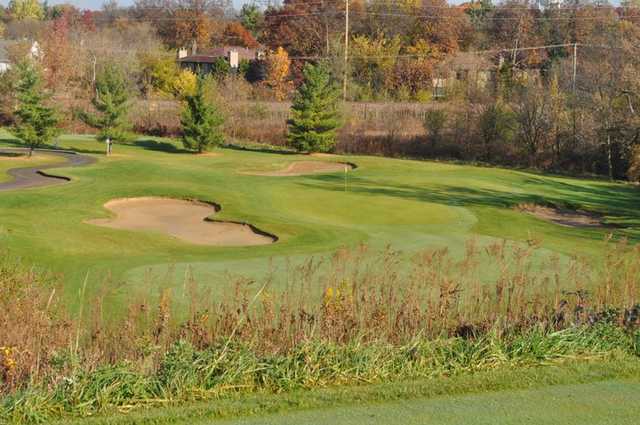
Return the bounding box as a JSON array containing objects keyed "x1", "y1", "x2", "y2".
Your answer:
[
  {"x1": 0, "y1": 40, "x2": 42, "y2": 73},
  {"x1": 433, "y1": 51, "x2": 496, "y2": 98},
  {"x1": 178, "y1": 45, "x2": 264, "y2": 75}
]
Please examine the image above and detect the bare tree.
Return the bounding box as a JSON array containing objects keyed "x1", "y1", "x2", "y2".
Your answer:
[{"x1": 513, "y1": 83, "x2": 550, "y2": 168}]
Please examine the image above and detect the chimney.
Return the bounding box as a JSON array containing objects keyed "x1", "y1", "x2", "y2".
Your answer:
[
  {"x1": 229, "y1": 50, "x2": 239, "y2": 69},
  {"x1": 191, "y1": 39, "x2": 197, "y2": 55},
  {"x1": 177, "y1": 48, "x2": 188, "y2": 59}
]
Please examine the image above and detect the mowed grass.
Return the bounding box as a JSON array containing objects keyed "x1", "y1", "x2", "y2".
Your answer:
[
  {"x1": 211, "y1": 380, "x2": 640, "y2": 425},
  {"x1": 1, "y1": 129, "x2": 639, "y2": 308}
]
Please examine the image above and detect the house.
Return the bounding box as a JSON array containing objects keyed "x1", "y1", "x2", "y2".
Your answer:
[
  {"x1": 178, "y1": 45, "x2": 264, "y2": 75},
  {"x1": 432, "y1": 51, "x2": 496, "y2": 98},
  {"x1": 0, "y1": 40, "x2": 42, "y2": 73}
]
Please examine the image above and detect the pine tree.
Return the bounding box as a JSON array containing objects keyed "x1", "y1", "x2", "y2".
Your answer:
[
  {"x1": 180, "y1": 78, "x2": 225, "y2": 153},
  {"x1": 78, "y1": 63, "x2": 130, "y2": 155},
  {"x1": 13, "y1": 61, "x2": 60, "y2": 156},
  {"x1": 287, "y1": 63, "x2": 342, "y2": 153}
]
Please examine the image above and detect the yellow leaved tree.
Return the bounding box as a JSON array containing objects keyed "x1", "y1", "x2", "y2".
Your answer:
[{"x1": 265, "y1": 47, "x2": 293, "y2": 101}]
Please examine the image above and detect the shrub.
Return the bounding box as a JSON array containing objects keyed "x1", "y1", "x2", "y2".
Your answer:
[{"x1": 423, "y1": 109, "x2": 447, "y2": 148}]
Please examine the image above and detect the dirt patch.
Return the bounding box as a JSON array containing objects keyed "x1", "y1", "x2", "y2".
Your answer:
[
  {"x1": 86, "y1": 197, "x2": 276, "y2": 246},
  {"x1": 516, "y1": 203, "x2": 608, "y2": 228},
  {"x1": 244, "y1": 161, "x2": 354, "y2": 176},
  {"x1": 196, "y1": 152, "x2": 223, "y2": 158}
]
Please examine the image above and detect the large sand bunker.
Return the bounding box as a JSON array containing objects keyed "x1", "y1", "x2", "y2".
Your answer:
[
  {"x1": 87, "y1": 197, "x2": 276, "y2": 246},
  {"x1": 245, "y1": 161, "x2": 355, "y2": 177},
  {"x1": 516, "y1": 203, "x2": 609, "y2": 228}
]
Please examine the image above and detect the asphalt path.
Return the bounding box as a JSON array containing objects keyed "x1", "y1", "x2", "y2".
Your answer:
[{"x1": 0, "y1": 148, "x2": 96, "y2": 191}]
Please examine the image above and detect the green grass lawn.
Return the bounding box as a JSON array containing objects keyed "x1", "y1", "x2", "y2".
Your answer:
[
  {"x1": 1, "y1": 130, "x2": 639, "y2": 309},
  {"x1": 211, "y1": 380, "x2": 640, "y2": 425}
]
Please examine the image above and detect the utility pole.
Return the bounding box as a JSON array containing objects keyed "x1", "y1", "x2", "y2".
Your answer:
[
  {"x1": 343, "y1": 0, "x2": 349, "y2": 102},
  {"x1": 572, "y1": 43, "x2": 578, "y2": 93}
]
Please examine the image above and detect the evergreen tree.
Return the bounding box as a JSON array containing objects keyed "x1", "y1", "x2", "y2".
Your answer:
[
  {"x1": 180, "y1": 78, "x2": 225, "y2": 153},
  {"x1": 287, "y1": 63, "x2": 342, "y2": 153},
  {"x1": 13, "y1": 61, "x2": 60, "y2": 156},
  {"x1": 77, "y1": 63, "x2": 130, "y2": 155}
]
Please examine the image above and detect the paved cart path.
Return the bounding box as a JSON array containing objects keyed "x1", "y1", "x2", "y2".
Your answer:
[{"x1": 0, "y1": 148, "x2": 96, "y2": 191}]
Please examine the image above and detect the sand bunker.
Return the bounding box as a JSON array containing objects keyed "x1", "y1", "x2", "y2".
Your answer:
[
  {"x1": 86, "y1": 197, "x2": 276, "y2": 246},
  {"x1": 517, "y1": 203, "x2": 608, "y2": 228},
  {"x1": 245, "y1": 161, "x2": 354, "y2": 177}
]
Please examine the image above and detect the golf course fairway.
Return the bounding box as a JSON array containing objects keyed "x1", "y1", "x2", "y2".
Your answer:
[{"x1": 1, "y1": 130, "x2": 639, "y2": 309}]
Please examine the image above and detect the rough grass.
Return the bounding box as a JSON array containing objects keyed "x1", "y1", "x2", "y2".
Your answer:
[
  {"x1": 1, "y1": 241, "x2": 639, "y2": 423},
  {"x1": 0, "y1": 130, "x2": 639, "y2": 312},
  {"x1": 51, "y1": 362, "x2": 640, "y2": 425}
]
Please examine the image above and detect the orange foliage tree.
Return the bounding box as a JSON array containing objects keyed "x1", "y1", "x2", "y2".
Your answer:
[{"x1": 223, "y1": 22, "x2": 259, "y2": 48}]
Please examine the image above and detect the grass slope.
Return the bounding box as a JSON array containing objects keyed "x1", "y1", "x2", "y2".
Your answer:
[{"x1": 1, "y1": 130, "x2": 639, "y2": 308}]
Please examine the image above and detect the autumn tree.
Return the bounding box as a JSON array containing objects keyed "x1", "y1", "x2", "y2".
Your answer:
[
  {"x1": 143, "y1": 56, "x2": 197, "y2": 99},
  {"x1": 350, "y1": 33, "x2": 401, "y2": 99},
  {"x1": 181, "y1": 77, "x2": 225, "y2": 153},
  {"x1": 41, "y1": 13, "x2": 73, "y2": 90},
  {"x1": 77, "y1": 64, "x2": 131, "y2": 155},
  {"x1": 262, "y1": 0, "x2": 345, "y2": 64},
  {"x1": 13, "y1": 62, "x2": 60, "y2": 156},
  {"x1": 222, "y1": 22, "x2": 259, "y2": 48},
  {"x1": 265, "y1": 47, "x2": 293, "y2": 101},
  {"x1": 487, "y1": 1, "x2": 546, "y2": 67},
  {"x1": 8, "y1": 0, "x2": 44, "y2": 20},
  {"x1": 174, "y1": 8, "x2": 214, "y2": 49},
  {"x1": 288, "y1": 63, "x2": 342, "y2": 153}
]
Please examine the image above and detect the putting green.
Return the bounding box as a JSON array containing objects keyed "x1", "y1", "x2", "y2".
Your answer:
[{"x1": 1, "y1": 130, "x2": 639, "y2": 309}]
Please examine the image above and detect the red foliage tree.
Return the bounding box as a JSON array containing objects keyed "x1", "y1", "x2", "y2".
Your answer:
[{"x1": 223, "y1": 22, "x2": 259, "y2": 48}]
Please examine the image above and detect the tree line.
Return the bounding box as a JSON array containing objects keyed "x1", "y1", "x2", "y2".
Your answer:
[
  {"x1": 0, "y1": 0, "x2": 639, "y2": 179},
  {"x1": 9, "y1": 59, "x2": 342, "y2": 155}
]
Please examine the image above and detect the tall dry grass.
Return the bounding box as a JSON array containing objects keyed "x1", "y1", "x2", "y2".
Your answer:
[{"x1": 0, "y1": 239, "x2": 639, "y2": 421}]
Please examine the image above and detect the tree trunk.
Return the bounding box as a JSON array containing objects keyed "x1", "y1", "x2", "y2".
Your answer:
[{"x1": 606, "y1": 133, "x2": 614, "y2": 181}]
